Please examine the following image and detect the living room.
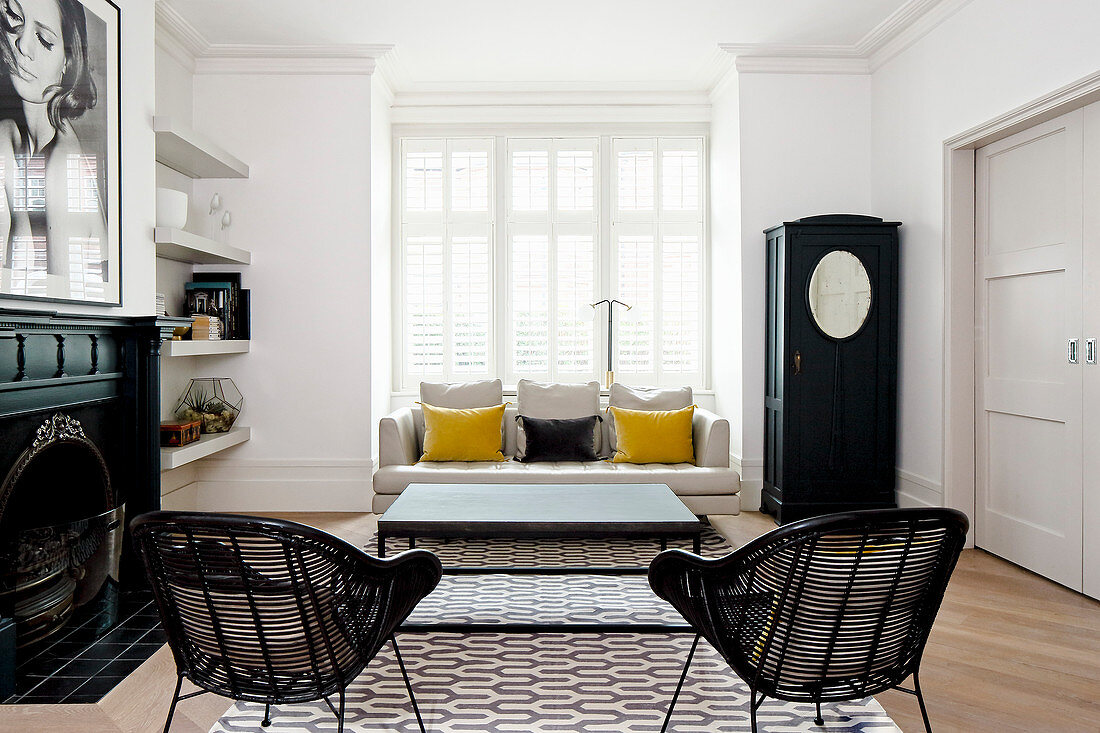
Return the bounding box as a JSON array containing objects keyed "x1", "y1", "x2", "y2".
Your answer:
[{"x1": 1, "y1": 0, "x2": 1099, "y2": 730}]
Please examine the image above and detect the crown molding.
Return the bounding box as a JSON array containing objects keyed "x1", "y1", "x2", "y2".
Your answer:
[
  {"x1": 390, "y1": 89, "x2": 711, "y2": 126},
  {"x1": 193, "y1": 44, "x2": 394, "y2": 75},
  {"x1": 155, "y1": 2, "x2": 392, "y2": 76},
  {"x1": 719, "y1": 0, "x2": 974, "y2": 77},
  {"x1": 865, "y1": 0, "x2": 974, "y2": 71},
  {"x1": 154, "y1": 1, "x2": 205, "y2": 70},
  {"x1": 720, "y1": 45, "x2": 869, "y2": 75}
]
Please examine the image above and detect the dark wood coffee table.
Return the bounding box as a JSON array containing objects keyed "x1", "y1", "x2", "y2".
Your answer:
[{"x1": 377, "y1": 483, "x2": 703, "y2": 572}]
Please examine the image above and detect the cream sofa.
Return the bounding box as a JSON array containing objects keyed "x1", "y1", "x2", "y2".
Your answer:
[{"x1": 373, "y1": 405, "x2": 740, "y2": 515}]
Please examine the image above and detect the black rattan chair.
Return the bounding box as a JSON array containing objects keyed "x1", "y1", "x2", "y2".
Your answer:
[
  {"x1": 131, "y1": 511, "x2": 443, "y2": 733},
  {"x1": 649, "y1": 508, "x2": 968, "y2": 732}
]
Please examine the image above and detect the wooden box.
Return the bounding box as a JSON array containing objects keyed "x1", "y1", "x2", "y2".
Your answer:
[{"x1": 161, "y1": 420, "x2": 201, "y2": 447}]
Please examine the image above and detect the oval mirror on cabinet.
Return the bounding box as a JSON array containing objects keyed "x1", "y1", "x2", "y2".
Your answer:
[{"x1": 807, "y1": 250, "x2": 872, "y2": 339}]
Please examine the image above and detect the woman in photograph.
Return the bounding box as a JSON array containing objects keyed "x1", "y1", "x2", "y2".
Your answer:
[{"x1": 0, "y1": 0, "x2": 105, "y2": 290}]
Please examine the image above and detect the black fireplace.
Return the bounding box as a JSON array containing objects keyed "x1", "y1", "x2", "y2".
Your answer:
[
  {"x1": 0, "y1": 308, "x2": 185, "y2": 701},
  {"x1": 0, "y1": 414, "x2": 125, "y2": 648}
]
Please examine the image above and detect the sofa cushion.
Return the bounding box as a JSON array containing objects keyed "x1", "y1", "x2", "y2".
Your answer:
[
  {"x1": 609, "y1": 405, "x2": 695, "y2": 464},
  {"x1": 420, "y1": 403, "x2": 508, "y2": 462},
  {"x1": 372, "y1": 460, "x2": 738, "y2": 497},
  {"x1": 607, "y1": 384, "x2": 693, "y2": 451},
  {"x1": 516, "y1": 380, "x2": 602, "y2": 459},
  {"x1": 420, "y1": 379, "x2": 504, "y2": 408},
  {"x1": 515, "y1": 415, "x2": 601, "y2": 462}
]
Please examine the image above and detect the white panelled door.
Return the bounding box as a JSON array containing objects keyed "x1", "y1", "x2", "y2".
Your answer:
[
  {"x1": 1083, "y1": 103, "x2": 1100, "y2": 599},
  {"x1": 975, "y1": 109, "x2": 1085, "y2": 591}
]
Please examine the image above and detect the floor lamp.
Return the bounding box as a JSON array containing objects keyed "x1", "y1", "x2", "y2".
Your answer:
[{"x1": 591, "y1": 298, "x2": 631, "y2": 388}]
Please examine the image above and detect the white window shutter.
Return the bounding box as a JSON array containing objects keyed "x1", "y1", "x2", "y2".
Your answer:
[
  {"x1": 510, "y1": 231, "x2": 551, "y2": 375},
  {"x1": 660, "y1": 226, "x2": 703, "y2": 377},
  {"x1": 614, "y1": 228, "x2": 657, "y2": 377},
  {"x1": 510, "y1": 144, "x2": 550, "y2": 213},
  {"x1": 449, "y1": 227, "x2": 492, "y2": 374},
  {"x1": 404, "y1": 229, "x2": 446, "y2": 377},
  {"x1": 555, "y1": 228, "x2": 597, "y2": 375}
]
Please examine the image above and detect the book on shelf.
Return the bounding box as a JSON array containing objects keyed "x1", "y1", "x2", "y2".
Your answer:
[
  {"x1": 190, "y1": 315, "x2": 222, "y2": 340},
  {"x1": 189, "y1": 272, "x2": 248, "y2": 340}
]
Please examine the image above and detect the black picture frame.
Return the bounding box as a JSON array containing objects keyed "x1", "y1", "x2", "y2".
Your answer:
[{"x1": 0, "y1": 0, "x2": 122, "y2": 307}]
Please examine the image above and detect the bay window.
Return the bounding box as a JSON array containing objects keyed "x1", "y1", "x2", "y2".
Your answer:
[{"x1": 397, "y1": 134, "x2": 705, "y2": 391}]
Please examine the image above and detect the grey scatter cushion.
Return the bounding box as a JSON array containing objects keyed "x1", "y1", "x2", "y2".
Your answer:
[
  {"x1": 515, "y1": 379, "x2": 601, "y2": 460},
  {"x1": 420, "y1": 379, "x2": 503, "y2": 408},
  {"x1": 515, "y1": 415, "x2": 601, "y2": 462},
  {"x1": 606, "y1": 383, "x2": 694, "y2": 452}
]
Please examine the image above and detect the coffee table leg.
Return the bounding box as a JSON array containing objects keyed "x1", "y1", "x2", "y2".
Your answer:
[
  {"x1": 660, "y1": 537, "x2": 667, "y2": 552},
  {"x1": 693, "y1": 533, "x2": 701, "y2": 554},
  {"x1": 409, "y1": 537, "x2": 416, "y2": 550},
  {"x1": 378, "y1": 533, "x2": 386, "y2": 558}
]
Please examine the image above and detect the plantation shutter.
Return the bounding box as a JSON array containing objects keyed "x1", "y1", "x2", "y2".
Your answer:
[
  {"x1": 611, "y1": 137, "x2": 705, "y2": 387},
  {"x1": 400, "y1": 138, "x2": 494, "y2": 385},
  {"x1": 506, "y1": 138, "x2": 599, "y2": 383}
]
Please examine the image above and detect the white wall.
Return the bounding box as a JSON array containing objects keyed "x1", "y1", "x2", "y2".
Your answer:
[
  {"x1": 708, "y1": 73, "x2": 741, "y2": 454},
  {"x1": 163, "y1": 72, "x2": 375, "y2": 512},
  {"x1": 0, "y1": 0, "x2": 156, "y2": 316},
  {"x1": 370, "y1": 79, "x2": 393, "y2": 460},
  {"x1": 871, "y1": 0, "x2": 1100, "y2": 506},
  {"x1": 155, "y1": 45, "x2": 201, "y2": 421},
  {"x1": 730, "y1": 72, "x2": 873, "y2": 508}
]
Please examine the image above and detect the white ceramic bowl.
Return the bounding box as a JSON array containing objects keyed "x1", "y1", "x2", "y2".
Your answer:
[{"x1": 156, "y1": 187, "x2": 189, "y2": 229}]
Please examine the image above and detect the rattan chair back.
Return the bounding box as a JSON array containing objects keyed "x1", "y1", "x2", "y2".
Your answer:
[
  {"x1": 650, "y1": 508, "x2": 968, "y2": 704},
  {"x1": 132, "y1": 511, "x2": 442, "y2": 707}
]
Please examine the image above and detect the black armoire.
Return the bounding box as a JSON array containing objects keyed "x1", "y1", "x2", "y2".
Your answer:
[{"x1": 762, "y1": 214, "x2": 900, "y2": 524}]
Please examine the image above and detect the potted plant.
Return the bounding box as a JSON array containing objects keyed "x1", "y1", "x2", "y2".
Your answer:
[{"x1": 174, "y1": 378, "x2": 243, "y2": 434}]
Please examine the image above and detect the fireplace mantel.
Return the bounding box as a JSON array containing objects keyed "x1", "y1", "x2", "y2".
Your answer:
[{"x1": 0, "y1": 308, "x2": 190, "y2": 567}]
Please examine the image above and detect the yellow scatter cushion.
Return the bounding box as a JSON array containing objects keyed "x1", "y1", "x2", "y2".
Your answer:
[
  {"x1": 609, "y1": 405, "x2": 695, "y2": 464},
  {"x1": 419, "y1": 403, "x2": 508, "y2": 462}
]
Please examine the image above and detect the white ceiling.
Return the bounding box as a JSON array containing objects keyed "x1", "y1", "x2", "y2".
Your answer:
[{"x1": 161, "y1": 0, "x2": 912, "y2": 88}]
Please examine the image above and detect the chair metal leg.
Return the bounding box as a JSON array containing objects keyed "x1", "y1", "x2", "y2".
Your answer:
[
  {"x1": 261, "y1": 703, "x2": 271, "y2": 727},
  {"x1": 661, "y1": 633, "x2": 701, "y2": 733},
  {"x1": 913, "y1": 672, "x2": 933, "y2": 733},
  {"x1": 337, "y1": 688, "x2": 346, "y2": 733},
  {"x1": 162, "y1": 674, "x2": 184, "y2": 733},
  {"x1": 392, "y1": 635, "x2": 427, "y2": 733},
  {"x1": 814, "y1": 699, "x2": 824, "y2": 726},
  {"x1": 749, "y1": 689, "x2": 766, "y2": 733}
]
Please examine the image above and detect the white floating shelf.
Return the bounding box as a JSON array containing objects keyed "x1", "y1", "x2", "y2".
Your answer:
[
  {"x1": 154, "y1": 116, "x2": 249, "y2": 179},
  {"x1": 161, "y1": 427, "x2": 251, "y2": 471},
  {"x1": 163, "y1": 340, "x2": 250, "y2": 357},
  {"x1": 154, "y1": 227, "x2": 251, "y2": 265}
]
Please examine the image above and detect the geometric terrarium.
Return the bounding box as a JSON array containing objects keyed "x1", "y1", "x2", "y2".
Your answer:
[{"x1": 174, "y1": 377, "x2": 243, "y2": 434}]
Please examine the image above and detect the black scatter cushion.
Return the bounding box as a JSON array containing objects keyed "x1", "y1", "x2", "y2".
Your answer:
[{"x1": 515, "y1": 414, "x2": 601, "y2": 462}]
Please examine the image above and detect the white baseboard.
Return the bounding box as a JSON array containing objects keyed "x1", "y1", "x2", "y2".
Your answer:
[
  {"x1": 730, "y1": 454, "x2": 764, "y2": 511},
  {"x1": 895, "y1": 468, "x2": 944, "y2": 508},
  {"x1": 160, "y1": 459, "x2": 376, "y2": 513}
]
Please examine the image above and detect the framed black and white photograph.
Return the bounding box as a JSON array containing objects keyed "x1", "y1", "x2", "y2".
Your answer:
[{"x1": 0, "y1": 0, "x2": 120, "y2": 305}]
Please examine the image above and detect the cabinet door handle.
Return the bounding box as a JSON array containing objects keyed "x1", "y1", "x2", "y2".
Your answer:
[
  {"x1": 1088, "y1": 338, "x2": 1097, "y2": 365},
  {"x1": 1069, "y1": 339, "x2": 1079, "y2": 364},
  {"x1": 793, "y1": 351, "x2": 802, "y2": 375}
]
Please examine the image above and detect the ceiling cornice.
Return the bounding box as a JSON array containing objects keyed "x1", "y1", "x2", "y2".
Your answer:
[
  {"x1": 194, "y1": 45, "x2": 394, "y2": 75},
  {"x1": 155, "y1": 1, "x2": 392, "y2": 75},
  {"x1": 154, "y1": 1, "x2": 205, "y2": 70},
  {"x1": 156, "y1": 0, "x2": 973, "y2": 91},
  {"x1": 716, "y1": 0, "x2": 974, "y2": 83}
]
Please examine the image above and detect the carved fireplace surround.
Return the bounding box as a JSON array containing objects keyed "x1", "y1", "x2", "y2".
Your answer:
[{"x1": 0, "y1": 309, "x2": 183, "y2": 658}]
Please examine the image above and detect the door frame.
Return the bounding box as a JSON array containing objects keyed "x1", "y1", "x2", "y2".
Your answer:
[{"x1": 943, "y1": 70, "x2": 1100, "y2": 543}]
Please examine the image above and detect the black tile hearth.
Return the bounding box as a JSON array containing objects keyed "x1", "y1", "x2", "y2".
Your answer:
[{"x1": 2, "y1": 589, "x2": 164, "y2": 705}]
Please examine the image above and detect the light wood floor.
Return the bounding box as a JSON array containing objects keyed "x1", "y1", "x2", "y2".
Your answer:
[{"x1": 2, "y1": 510, "x2": 1098, "y2": 732}]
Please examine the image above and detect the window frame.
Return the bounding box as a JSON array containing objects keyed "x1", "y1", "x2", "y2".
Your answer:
[{"x1": 393, "y1": 130, "x2": 709, "y2": 393}]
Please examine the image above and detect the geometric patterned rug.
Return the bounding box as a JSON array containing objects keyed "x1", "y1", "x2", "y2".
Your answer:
[
  {"x1": 211, "y1": 527, "x2": 900, "y2": 732},
  {"x1": 211, "y1": 633, "x2": 899, "y2": 732}
]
